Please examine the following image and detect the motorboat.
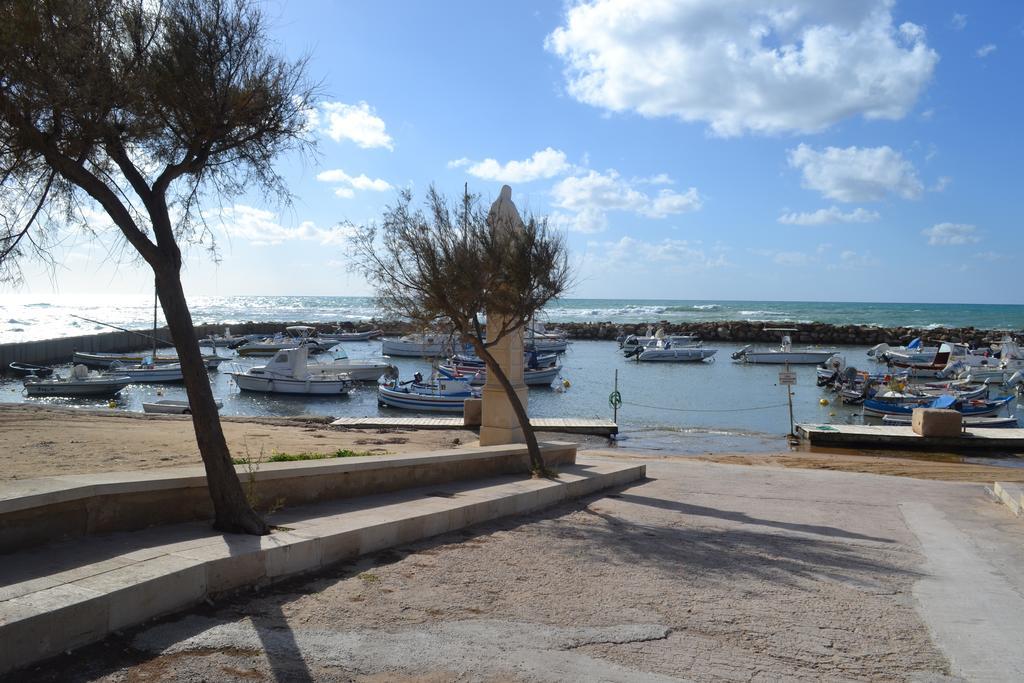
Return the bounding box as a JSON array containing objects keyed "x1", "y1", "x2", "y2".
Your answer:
[
  {"x1": 317, "y1": 328, "x2": 383, "y2": 342},
  {"x1": 620, "y1": 328, "x2": 701, "y2": 356},
  {"x1": 142, "y1": 399, "x2": 223, "y2": 415},
  {"x1": 863, "y1": 394, "x2": 1015, "y2": 417},
  {"x1": 436, "y1": 362, "x2": 563, "y2": 386},
  {"x1": 73, "y1": 350, "x2": 224, "y2": 370},
  {"x1": 23, "y1": 365, "x2": 132, "y2": 397},
  {"x1": 7, "y1": 361, "x2": 54, "y2": 377},
  {"x1": 381, "y1": 333, "x2": 454, "y2": 358},
  {"x1": 306, "y1": 346, "x2": 396, "y2": 382},
  {"x1": 867, "y1": 338, "x2": 939, "y2": 364},
  {"x1": 377, "y1": 374, "x2": 478, "y2": 412},
  {"x1": 628, "y1": 338, "x2": 717, "y2": 362},
  {"x1": 732, "y1": 333, "x2": 837, "y2": 365},
  {"x1": 229, "y1": 346, "x2": 355, "y2": 395},
  {"x1": 104, "y1": 359, "x2": 184, "y2": 383},
  {"x1": 882, "y1": 414, "x2": 1018, "y2": 428},
  {"x1": 234, "y1": 326, "x2": 330, "y2": 357}
]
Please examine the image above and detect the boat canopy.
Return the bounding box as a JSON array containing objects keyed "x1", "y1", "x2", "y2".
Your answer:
[
  {"x1": 907, "y1": 337, "x2": 921, "y2": 349},
  {"x1": 929, "y1": 395, "x2": 956, "y2": 409}
]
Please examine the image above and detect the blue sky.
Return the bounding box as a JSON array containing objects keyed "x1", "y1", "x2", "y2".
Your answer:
[{"x1": 8, "y1": 0, "x2": 1023, "y2": 304}]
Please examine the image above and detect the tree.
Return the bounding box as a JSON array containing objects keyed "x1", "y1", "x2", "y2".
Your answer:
[
  {"x1": 349, "y1": 185, "x2": 572, "y2": 474},
  {"x1": 0, "y1": 0, "x2": 315, "y2": 534}
]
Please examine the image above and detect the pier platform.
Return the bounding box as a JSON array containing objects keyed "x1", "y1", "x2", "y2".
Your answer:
[
  {"x1": 797, "y1": 423, "x2": 1024, "y2": 452},
  {"x1": 331, "y1": 416, "x2": 618, "y2": 437}
]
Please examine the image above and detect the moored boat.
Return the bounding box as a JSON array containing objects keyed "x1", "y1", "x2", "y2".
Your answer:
[
  {"x1": 234, "y1": 326, "x2": 330, "y2": 357},
  {"x1": 863, "y1": 394, "x2": 1015, "y2": 417},
  {"x1": 73, "y1": 351, "x2": 224, "y2": 370},
  {"x1": 229, "y1": 346, "x2": 355, "y2": 395},
  {"x1": 104, "y1": 360, "x2": 184, "y2": 383},
  {"x1": 7, "y1": 361, "x2": 54, "y2": 377},
  {"x1": 881, "y1": 414, "x2": 1018, "y2": 428},
  {"x1": 142, "y1": 399, "x2": 224, "y2": 414},
  {"x1": 381, "y1": 333, "x2": 454, "y2": 358},
  {"x1": 732, "y1": 333, "x2": 837, "y2": 365},
  {"x1": 377, "y1": 374, "x2": 478, "y2": 412},
  {"x1": 306, "y1": 346, "x2": 396, "y2": 382},
  {"x1": 23, "y1": 365, "x2": 131, "y2": 397},
  {"x1": 628, "y1": 339, "x2": 716, "y2": 362},
  {"x1": 437, "y1": 362, "x2": 563, "y2": 386}
]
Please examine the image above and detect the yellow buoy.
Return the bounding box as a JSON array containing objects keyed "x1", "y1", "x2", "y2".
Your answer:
[
  {"x1": 562, "y1": 379, "x2": 571, "y2": 389},
  {"x1": 819, "y1": 398, "x2": 829, "y2": 406},
  {"x1": 107, "y1": 400, "x2": 117, "y2": 408},
  {"x1": 829, "y1": 411, "x2": 836, "y2": 417}
]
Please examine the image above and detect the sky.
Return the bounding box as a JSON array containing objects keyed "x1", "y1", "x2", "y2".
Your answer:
[{"x1": 5, "y1": 0, "x2": 1023, "y2": 304}]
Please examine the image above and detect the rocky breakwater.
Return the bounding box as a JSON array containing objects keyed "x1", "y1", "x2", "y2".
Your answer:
[{"x1": 552, "y1": 321, "x2": 1017, "y2": 347}]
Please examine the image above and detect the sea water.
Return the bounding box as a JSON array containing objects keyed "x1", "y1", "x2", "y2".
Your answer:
[{"x1": 3, "y1": 294, "x2": 1024, "y2": 344}]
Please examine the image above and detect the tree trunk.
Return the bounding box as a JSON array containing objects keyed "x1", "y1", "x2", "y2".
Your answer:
[
  {"x1": 154, "y1": 268, "x2": 269, "y2": 535},
  {"x1": 471, "y1": 339, "x2": 548, "y2": 475}
]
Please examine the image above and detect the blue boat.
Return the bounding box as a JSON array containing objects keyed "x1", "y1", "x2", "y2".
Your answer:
[
  {"x1": 377, "y1": 375, "x2": 479, "y2": 413},
  {"x1": 864, "y1": 394, "x2": 1015, "y2": 417}
]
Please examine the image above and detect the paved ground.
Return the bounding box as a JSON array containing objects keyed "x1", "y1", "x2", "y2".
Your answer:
[{"x1": 15, "y1": 454, "x2": 1024, "y2": 682}]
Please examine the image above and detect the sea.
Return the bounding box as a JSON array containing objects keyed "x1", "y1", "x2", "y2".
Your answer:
[{"x1": 2, "y1": 295, "x2": 1023, "y2": 464}]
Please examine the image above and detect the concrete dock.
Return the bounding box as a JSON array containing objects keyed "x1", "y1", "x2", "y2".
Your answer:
[
  {"x1": 331, "y1": 416, "x2": 619, "y2": 437},
  {"x1": 797, "y1": 423, "x2": 1024, "y2": 451}
]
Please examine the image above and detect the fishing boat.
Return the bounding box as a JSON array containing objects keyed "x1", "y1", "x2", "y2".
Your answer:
[
  {"x1": 732, "y1": 331, "x2": 837, "y2": 365},
  {"x1": 73, "y1": 351, "x2": 224, "y2": 370},
  {"x1": 377, "y1": 374, "x2": 478, "y2": 412},
  {"x1": 437, "y1": 362, "x2": 562, "y2": 386},
  {"x1": 229, "y1": 346, "x2": 355, "y2": 395},
  {"x1": 306, "y1": 346, "x2": 396, "y2": 382},
  {"x1": 104, "y1": 360, "x2": 184, "y2": 383},
  {"x1": 620, "y1": 328, "x2": 701, "y2": 356},
  {"x1": 881, "y1": 414, "x2": 1018, "y2": 428},
  {"x1": 142, "y1": 399, "x2": 223, "y2": 414},
  {"x1": 234, "y1": 326, "x2": 330, "y2": 357},
  {"x1": 7, "y1": 361, "x2": 54, "y2": 377},
  {"x1": 628, "y1": 338, "x2": 717, "y2": 362},
  {"x1": 863, "y1": 394, "x2": 1015, "y2": 417},
  {"x1": 381, "y1": 333, "x2": 454, "y2": 358},
  {"x1": 23, "y1": 365, "x2": 132, "y2": 397},
  {"x1": 867, "y1": 338, "x2": 939, "y2": 364}
]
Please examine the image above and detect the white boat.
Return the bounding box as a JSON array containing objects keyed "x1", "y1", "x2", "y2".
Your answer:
[
  {"x1": 381, "y1": 333, "x2": 454, "y2": 358},
  {"x1": 229, "y1": 346, "x2": 355, "y2": 395},
  {"x1": 306, "y1": 346, "x2": 396, "y2": 382},
  {"x1": 104, "y1": 360, "x2": 184, "y2": 383},
  {"x1": 377, "y1": 375, "x2": 477, "y2": 412},
  {"x1": 634, "y1": 339, "x2": 717, "y2": 362},
  {"x1": 868, "y1": 339, "x2": 939, "y2": 364},
  {"x1": 142, "y1": 399, "x2": 223, "y2": 414},
  {"x1": 732, "y1": 334, "x2": 837, "y2": 365},
  {"x1": 317, "y1": 328, "x2": 383, "y2": 342},
  {"x1": 23, "y1": 365, "x2": 132, "y2": 397},
  {"x1": 235, "y1": 326, "x2": 330, "y2": 357},
  {"x1": 621, "y1": 333, "x2": 701, "y2": 356},
  {"x1": 73, "y1": 351, "x2": 224, "y2": 370}
]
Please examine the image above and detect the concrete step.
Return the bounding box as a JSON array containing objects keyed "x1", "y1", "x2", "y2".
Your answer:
[
  {"x1": 0, "y1": 459, "x2": 644, "y2": 676},
  {"x1": 993, "y1": 481, "x2": 1024, "y2": 516}
]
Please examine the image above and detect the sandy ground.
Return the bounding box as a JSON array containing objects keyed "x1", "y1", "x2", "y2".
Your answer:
[
  {"x1": 24, "y1": 456, "x2": 1024, "y2": 682},
  {"x1": 3, "y1": 404, "x2": 1022, "y2": 485}
]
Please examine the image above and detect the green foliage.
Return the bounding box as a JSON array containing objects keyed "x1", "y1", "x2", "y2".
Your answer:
[{"x1": 232, "y1": 448, "x2": 378, "y2": 465}]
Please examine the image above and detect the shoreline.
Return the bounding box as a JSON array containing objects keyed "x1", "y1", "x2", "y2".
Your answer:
[{"x1": 2, "y1": 403, "x2": 1021, "y2": 485}]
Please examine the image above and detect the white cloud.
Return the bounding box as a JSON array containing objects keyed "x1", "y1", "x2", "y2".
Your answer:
[
  {"x1": 546, "y1": 0, "x2": 938, "y2": 136},
  {"x1": 973, "y1": 251, "x2": 1004, "y2": 262},
  {"x1": 951, "y1": 13, "x2": 967, "y2": 31},
  {"x1": 976, "y1": 44, "x2": 997, "y2": 58},
  {"x1": 316, "y1": 169, "x2": 392, "y2": 199},
  {"x1": 551, "y1": 170, "x2": 702, "y2": 233},
  {"x1": 778, "y1": 206, "x2": 880, "y2": 225},
  {"x1": 829, "y1": 249, "x2": 881, "y2": 269},
  {"x1": 320, "y1": 101, "x2": 393, "y2": 150},
  {"x1": 213, "y1": 205, "x2": 354, "y2": 247},
  {"x1": 588, "y1": 236, "x2": 729, "y2": 268},
  {"x1": 548, "y1": 208, "x2": 608, "y2": 234},
  {"x1": 922, "y1": 222, "x2": 980, "y2": 246},
  {"x1": 456, "y1": 148, "x2": 570, "y2": 183},
  {"x1": 929, "y1": 176, "x2": 952, "y2": 192},
  {"x1": 788, "y1": 144, "x2": 924, "y2": 202}
]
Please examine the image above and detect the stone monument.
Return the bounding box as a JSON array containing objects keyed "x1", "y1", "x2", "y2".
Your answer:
[{"x1": 478, "y1": 186, "x2": 528, "y2": 446}]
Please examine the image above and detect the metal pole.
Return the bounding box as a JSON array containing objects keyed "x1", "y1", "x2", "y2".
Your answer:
[
  {"x1": 613, "y1": 369, "x2": 619, "y2": 423},
  {"x1": 786, "y1": 361, "x2": 795, "y2": 436}
]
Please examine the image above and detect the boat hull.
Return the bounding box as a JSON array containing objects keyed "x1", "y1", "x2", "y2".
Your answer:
[
  {"x1": 377, "y1": 386, "x2": 469, "y2": 412},
  {"x1": 142, "y1": 400, "x2": 223, "y2": 414},
  {"x1": 230, "y1": 372, "x2": 353, "y2": 395},
  {"x1": 24, "y1": 378, "x2": 131, "y2": 397},
  {"x1": 637, "y1": 348, "x2": 717, "y2": 362},
  {"x1": 380, "y1": 340, "x2": 451, "y2": 357},
  {"x1": 738, "y1": 351, "x2": 835, "y2": 364},
  {"x1": 73, "y1": 352, "x2": 223, "y2": 370}
]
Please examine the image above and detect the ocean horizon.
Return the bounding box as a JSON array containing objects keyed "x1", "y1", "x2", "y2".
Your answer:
[{"x1": 2, "y1": 294, "x2": 1023, "y2": 344}]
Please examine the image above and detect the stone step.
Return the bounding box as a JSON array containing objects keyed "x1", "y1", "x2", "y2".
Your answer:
[
  {"x1": 0, "y1": 459, "x2": 644, "y2": 676},
  {"x1": 993, "y1": 481, "x2": 1024, "y2": 516}
]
